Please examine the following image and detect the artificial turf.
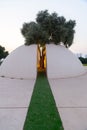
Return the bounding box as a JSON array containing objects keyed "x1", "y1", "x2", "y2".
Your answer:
[{"x1": 23, "y1": 72, "x2": 64, "y2": 130}]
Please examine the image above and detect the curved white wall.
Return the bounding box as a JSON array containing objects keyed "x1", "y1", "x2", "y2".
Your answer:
[
  {"x1": 0, "y1": 45, "x2": 37, "y2": 79},
  {"x1": 0, "y1": 44, "x2": 85, "y2": 79},
  {"x1": 46, "y1": 44, "x2": 85, "y2": 78}
]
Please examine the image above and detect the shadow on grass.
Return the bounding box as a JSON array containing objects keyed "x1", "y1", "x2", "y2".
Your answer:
[{"x1": 23, "y1": 72, "x2": 64, "y2": 130}]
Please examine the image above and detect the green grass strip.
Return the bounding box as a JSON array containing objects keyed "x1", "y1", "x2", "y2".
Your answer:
[
  {"x1": 23, "y1": 72, "x2": 64, "y2": 130},
  {"x1": 83, "y1": 64, "x2": 87, "y2": 66}
]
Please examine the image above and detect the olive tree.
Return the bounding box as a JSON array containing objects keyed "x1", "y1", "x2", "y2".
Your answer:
[{"x1": 21, "y1": 10, "x2": 76, "y2": 47}]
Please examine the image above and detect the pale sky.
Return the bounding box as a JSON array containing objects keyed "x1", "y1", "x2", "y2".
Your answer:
[{"x1": 0, "y1": 0, "x2": 87, "y2": 54}]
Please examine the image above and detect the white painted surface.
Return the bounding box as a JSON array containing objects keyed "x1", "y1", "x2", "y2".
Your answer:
[
  {"x1": 0, "y1": 109, "x2": 27, "y2": 130},
  {"x1": 0, "y1": 77, "x2": 35, "y2": 130},
  {"x1": 0, "y1": 45, "x2": 37, "y2": 129},
  {"x1": 46, "y1": 44, "x2": 85, "y2": 78},
  {"x1": 0, "y1": 44, "x2": 87, "y2": 130},
  {"x1": 0, "y1": 45, "x2": 37, "y2": 79},
  {"x1": 0, "y1": 44, "x2": 85, "y2": 79},
  {"x1": 48, "y1": 71, "x2": 87, "y2": 130}
]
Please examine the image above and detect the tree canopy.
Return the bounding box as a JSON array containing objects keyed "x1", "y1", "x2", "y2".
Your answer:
[
  {"x1": 0, "y1": 45, "x2": 9, "y2": 60},
  {"x1": 21, "y1": 10, "x2": 76, "y2": 47}
]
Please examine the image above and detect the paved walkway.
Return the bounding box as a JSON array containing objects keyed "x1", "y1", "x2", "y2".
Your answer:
[
  {"x1": 48, "y1": 68, "x2": 87, "y2": 130},
  {"x1": 0, "y1": 67, "x2": 87, "y2": 130},
  {"x1": 0, "y1": 77, "x2": 35, "y2": 130}
]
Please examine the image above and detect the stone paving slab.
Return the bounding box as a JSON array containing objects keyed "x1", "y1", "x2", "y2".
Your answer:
[
  {"x1": 0, "y1": 109, "x2": 27, "y2": 130},
  {"x1": 0, "y1": 77, "x2": 35, "y2": 130},
  {"x1": 48, "y1": 72, "x2": 87, "y2": 130},
  {"x1": 58, "y1": 108, "x2": 87, "y2": 130}
]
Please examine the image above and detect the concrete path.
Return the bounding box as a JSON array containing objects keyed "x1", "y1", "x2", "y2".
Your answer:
[
  {"x1": 0, "y1": 67, "x2": 87, "y2": 130},
  {"x1": 48, "y1": 68, "x2": 87, "y2": 130},
  {"x1": 0, "y1": 77, "x2": 35, "y2": 130}
]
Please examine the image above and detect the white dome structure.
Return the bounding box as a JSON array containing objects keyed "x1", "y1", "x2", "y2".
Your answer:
[
  {"x1": 0, "y1": 45, "x2": 37, "y2": 79},
  {"x1": 46, "y1": 44, "x2": 85, "y2": 78},
  {"x1": 0, "y1": 44, "x2": 85, "y2": 79}
]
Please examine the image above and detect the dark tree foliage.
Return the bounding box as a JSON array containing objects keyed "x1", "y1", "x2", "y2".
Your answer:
[
  {"x1": 79, "y1": 57, "x2": 87, "y2": 64},
  {"x1": 21, "y1": 22, "x2": 49, "y2": 45},
  {"x1": 0, "y1": 45, "x2": 9, "y2": 60},
  {"x1": 21, "y1": 10, "x2": 76, "y2": 47}
]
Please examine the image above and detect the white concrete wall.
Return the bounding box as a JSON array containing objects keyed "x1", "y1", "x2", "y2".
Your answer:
[
  {"x1": 0, "y1": 45, "x2": 37, "y2": 79},
  {"x1": 0, "y1": 44, "x2": 85, "y2": 79},
  {"x1": 46, "y1": 44, "x2": 85, "y2": 78}
]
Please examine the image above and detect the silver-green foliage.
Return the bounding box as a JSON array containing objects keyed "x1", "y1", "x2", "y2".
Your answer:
[{"x1": 21, "y1": 10, "x2": 76, "y2": 47}]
